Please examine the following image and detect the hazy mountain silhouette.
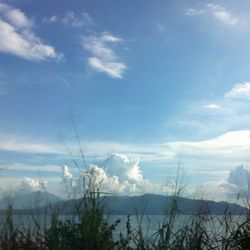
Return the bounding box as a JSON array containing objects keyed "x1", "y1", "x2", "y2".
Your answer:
[
  {"x1": 0, "y1": 191, "x2": 63, "y2": 209},
  {"x1": 4, "y1": 194, "x2": 248, "y2": 215}
]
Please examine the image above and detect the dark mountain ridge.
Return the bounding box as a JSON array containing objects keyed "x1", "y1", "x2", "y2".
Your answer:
[{"x1": 1, "y1": 193, "x2": 248, "y2": 215}]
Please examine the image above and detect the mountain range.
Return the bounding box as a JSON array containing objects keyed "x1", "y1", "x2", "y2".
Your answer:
[{"x1": 1, "y1": 192, "x2": 248, "y2": 215}]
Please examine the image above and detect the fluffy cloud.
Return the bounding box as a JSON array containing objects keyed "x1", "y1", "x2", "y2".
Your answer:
[
  {"x1": 190, "y1": 165, "x2": 250, "y2": 201},
  {"x1": 83, "y1": 33, "x2": 127, "y2": 78},
  {"x1": 215, "y1": 165, "x2": 250, "y2": 200},
  {"x1": 61, "y1": 154, "x2": 168, "y2": 197},
  {"x1": 0, "y1": 2, "x2": 62, "y2": 61},
  {"x1": 2, "y1": 130, "x2": 250, "y2": 193},
  {"x1": 228, "y1": 165, "x2": 250, "y2": 189},
  {"x1": 43, "y1": 11, "x2": 92, "y2": 27},
  {"x1": 104, "y1": 153, "x2": 143, "y2": 182},
  {"x1": 20, "y1": 177, "x2": 47, "y2": 193},
  {"x1": 186, "y1": 4, "x2": 238, "y2": 26},
  {"x1": 225, "y1": 82, "x2": 250, "y2": 100}
]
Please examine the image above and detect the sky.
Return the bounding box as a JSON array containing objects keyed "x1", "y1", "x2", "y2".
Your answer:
[{"x1": 0, "y1": 0, "x2": 250, "y2": 200}]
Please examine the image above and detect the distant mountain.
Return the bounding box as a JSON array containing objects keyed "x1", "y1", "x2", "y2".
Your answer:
[
  {"x1": 100, "y1": 194, "x2": 249, "y2": 215},
  {"x1": 0, "y1": 191, "x2": 63, "y2": 209},
  {"x1": 6, "y1": 193, "x2": 248, "y2": 215}
]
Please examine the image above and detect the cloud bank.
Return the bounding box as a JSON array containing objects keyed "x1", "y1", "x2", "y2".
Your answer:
[{"x1": 62, "y1": 153, "x2": 167, "y2": 197}]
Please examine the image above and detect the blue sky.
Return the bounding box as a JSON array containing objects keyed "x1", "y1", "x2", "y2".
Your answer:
[{"x1": 1, "y1": 0, "x2": 250, "y2": 198}]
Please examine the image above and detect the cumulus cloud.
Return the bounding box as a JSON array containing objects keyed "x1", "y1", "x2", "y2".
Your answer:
[
  {"x1": 192, "y1": 165, "x2": 250, "y2": 201},
  {"x1": 186, "y1": 4, "x2": 238, "y2": 26},
  {"x1": 0, "y1": 2, "x2": 62, "y2": 61},
  {"x1": 61, "y1": 154, "x2": 168, "y2": 197},
  {"x1": 2, "y1": 129, "x2": 250, "y2": 194},
  {"x1": 20, "y1": 177, "x2": 47, "y2": 193},
  {"x1": 225, "y1": 82, "x2": 250, "y2": 100},
  {"x1": 104, "y1": 153, "x2": 143, "y2": 182},
  {"x1": 43, "y1": 11, "x2": 92, "y2": 27},
  {"x1": 83, "y1": 33, "x2": 127, "y2": 78},
  {"x1": 215, "y1": 165, "x2": 250, "y2": 200},
  {"x1": 228, "y1": 165, "x2": 250, "y2": 189}
]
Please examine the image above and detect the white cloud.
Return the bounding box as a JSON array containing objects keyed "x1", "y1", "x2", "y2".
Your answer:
[
  {"x1": 88, "y1": 57, "x2": 126, "y2": 79},
  {"x1": 104, "y1": 153, "x2": 143, "y2": 183},
  {"x1": 185, "y1": 8, "x2": 204, "y2": 16},
  {"x1": 42, "y1": 15, "x2": 58, "y2": 24},
  {"x1": 203, "y1": 103, "x2": 222, "y2": 109},
  {"x1": 0, "y1": 2, "x2": 62, "y2": 61},
  {"x1": 1, "y1": 130, "x2": 250, "y2": 171},
  {"x1": 208, "y1": 165, "x2": 250, "y2": 201},
  {"x1": 169, "y1": 130, "x2": 250, "y2": 157},
  {"x1": 2, "y1": 162, "x2": 62, "y2": 173},
  {"x1": 186, "y1": 4, "x2": 238, "y2": 26},
  {"x1": 213, "y1": 10, "x2": 238, "y2": 26},
  {"x1": 83, "y1": 33, "x2": 127, "y2": 78},
  {"x1": 63, "y1": 165, "x2": 73, "y2": 179},
  {"x1": 43, "y1": 11, "x2": 92, "y2": 27},
  {"x1": 206, "y1": 4, "x2": 238, "y2": 26},
  {"x1": 0, "y1": 134, "x2": 63, "y2": 154},
  {"x1": 62, "y1": 11, "x2": 92, "y2": 27},
  {"x1": 2, "y1": 130, "x2": 250, "y2": 192},
  {"x1": 61, "y1": 154, "x2": 169, "y2": 196},
  {"x1": 21, "y1": 176, "x2": 47, "y2": 193},
  {"x1": 0, "y1": 3, "x2": 32, "y2": 29},
  {"x1": 228, "y1": 165, "x2": 250, "y2": 189},
  {"x1": 225, "y1": 82, "x2": 250, "y2": 100}
]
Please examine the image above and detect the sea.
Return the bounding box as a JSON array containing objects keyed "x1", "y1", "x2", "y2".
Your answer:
[{"x1": 0, "y1": 213, "x2": 246, "y2": 240}]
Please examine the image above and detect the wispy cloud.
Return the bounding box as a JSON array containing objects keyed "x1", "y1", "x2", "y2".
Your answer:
[
  {"x1": 83, "y1": 33, "x2": 127, "y2": 78},
  {"x1": 0, "y1": 133, "x2": 63, "y2": 154},
  {"x1": 186, "y1": 4, "x2": 238, "y2": 26},
  {"x1": 43, "y1": 11, "x2": 93, "y2": 27},
  {"x1": 203, "y1": 103, "x2": 222, "y2": 109},
  {"x1": 1, "y1": 129, "x2": 250, "y2": 196},
  {"x1": 42, "y1": 15, "x2": 58, "y2": 24},
  {"x1": 1, "y1": 162, "x2": 62, "y2": 173},
  {"x1": 0, "y1": 2, "x2": 63, "y2": 61},
  {"x1": 225, "y1": 82, "x2": 250, "y2": 100},
  {"x1": 207, "y1": 4, "x2": 238, "y2": 26},
  {"x1": 1, "y1": 130, "x2": 250, "y2": 173},
  {"x1": 186, "y1": 8, "x2": 205, "y2": 16}
]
